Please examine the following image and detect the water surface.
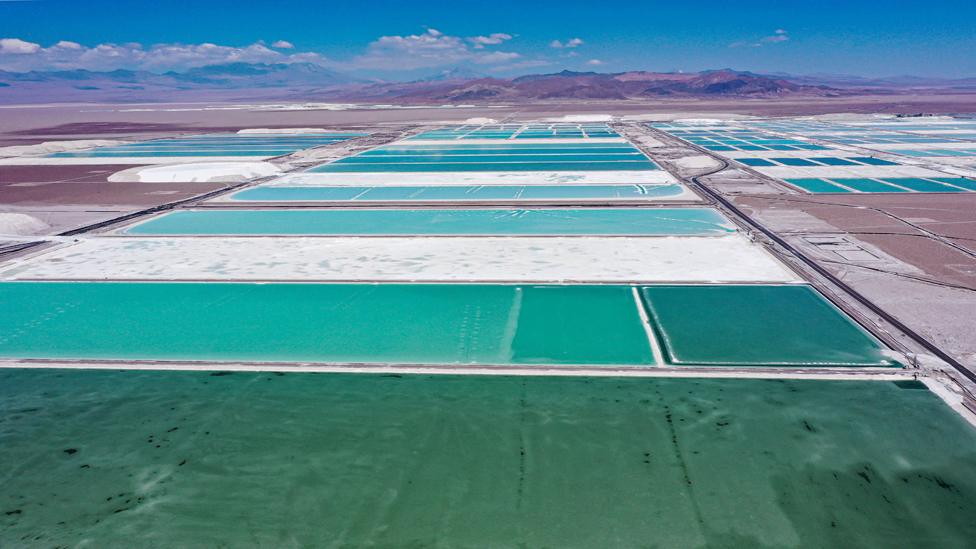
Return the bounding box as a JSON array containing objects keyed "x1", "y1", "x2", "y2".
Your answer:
[{"x1": 2, "y1": 372, "x2": 975, "y2": 547}]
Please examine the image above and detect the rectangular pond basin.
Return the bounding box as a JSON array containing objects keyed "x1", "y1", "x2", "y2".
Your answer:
[
  {"x1": 48, "y1": 133, "x2": 363, "y2": 158},
  {"x1": 311, "y1": 142, "x2": 658, "y2": 172},
  {"x1": 640, "y1": 284, "x2": 898, "y2": 367},
  {"x1": 2, "y1": 372, "x2": 975, "y2": 547},
  {"x1": 0, "y1": 282, "x2": 653, "y2": 366},
  {"x1": 122, "y1": 208, "x2": 736, "y2": 236},
  {"x1": 359, "y1": 145, "x2": 640, "y2": 155},
  {"x1": 784, "y1": 179, "x2": 853, "y2": 193},
  {"x1": 309, "y1": 160, "x2": 658, "y2": 172},
  {"x1": 828, "y1": 179, "x2": 909, "y2": 193},
  {"x1": 227, "y1": 184, "x2": 694, "y2": 203},
  {"x1": 0, "y1": 236, "x2": 798, "y2": 283}
]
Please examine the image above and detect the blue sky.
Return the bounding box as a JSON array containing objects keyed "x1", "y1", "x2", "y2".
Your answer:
[{"x1": 1, "y1": 0, "x2": 974, "y2": 78}]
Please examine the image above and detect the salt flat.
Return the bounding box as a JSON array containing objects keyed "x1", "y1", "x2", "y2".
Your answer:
[{"x1": 0, "y1": 234, "x2": 800, "y2": 283}]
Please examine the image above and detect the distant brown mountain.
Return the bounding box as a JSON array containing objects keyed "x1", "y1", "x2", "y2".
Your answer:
[
  {"x1": 3, "y1": 63, "x2": 973, "y2": 104},
  {"x1": 334, "y1": 69, "x2": 838, "y2": 102}
]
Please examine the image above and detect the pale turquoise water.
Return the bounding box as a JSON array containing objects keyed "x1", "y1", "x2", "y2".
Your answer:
[
  {"x1": 310, "y1": 160, "x2": 658, "y2": 172},
  {"x1": 313, "y1": 142, "x2": 657, "y2": 171},
  {"x1": 0, "y1": 282, "x2": 653, "y2": 366},
  {"x1": 786, "y1": 178, "x2": 976, "y2": 194},
  {"x1": 2, "y1": 372, "x2": 976, "y2": 547},
  {"x1": 785, "y1": 179, "x2": 854, "y2": 193},
  {"x1": 0, "y1": 282, "x2": 897, "y2": 369},
  {"x1": 830, "y1": 179, "x2": 910, "y2": 193},
  {"x1": 228, "y1": 184, "x2": 691, "y2": 202},
  {"x1": 124, "y1": 208, "x2": 736, "y2": 236},
  {"x1": 364, "y1": 145, "x2": 638, "y2": 154},
  {"x1": 47, "y1": 134, "x2": 362, "y2": 158},
  {"x1": 50, "y1": 150, "x2": 305, "y2": 157},
  {"x1": 335, "y1": 154, "x2": 644, "y2": 163}
]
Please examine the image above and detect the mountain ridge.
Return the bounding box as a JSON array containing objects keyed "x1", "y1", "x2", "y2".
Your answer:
[{"x1": 1, "y1": 63, "x2": 974, "y2": 104}]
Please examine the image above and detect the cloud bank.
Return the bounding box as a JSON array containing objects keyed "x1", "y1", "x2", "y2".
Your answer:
[
  {"x1": 0, "y1": 38, "x2": 328, "y2": 72},
  {"x1": 550, "y1": 38, "x2": 584, "y2": 49},
  {"x1": 0, "y1": 29, "x2": 564, "y2": 76},
  {"x1": 730, "y1": 29, "x2": 790, "y2": 48},
  {"x1": 350, "y1": 28, "x2": 522, "y2": 70}
]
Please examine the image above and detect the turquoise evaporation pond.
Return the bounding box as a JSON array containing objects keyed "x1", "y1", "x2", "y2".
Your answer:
[
  {"x1": 308, "y1": 155, "x2": 659, "y2": 173},
  {"x1": 228, "y1": 184, "x2": 690, "y2": 202},
  {"x1": 311, "y1": 160, "x2": 657, "y2": 172},
  {"x1": 49, "y1": 150, "x2": 309, "y2": 158},
  {"x1": 124, "y1": 208, "x2": 734, "y2": 236},
  {"x1": 0, "y1": 282, "x2": 897, "y2": 369},
  {"x1": 333, "y1": 154, "x2": 645, "y2": 164},
  {"x1": 47, "y1": 134, "x2": 360, "y2": 158},
  {"x1": 786, "y1": 178, "x2": 976, "y2": 194},
  {"x1": 3, "y1": 371, "x2": 976, "y2": 546},
  {"x1": 310, "y1": 142, "x2": 658, "y2": 172},
  {"x1": 0, "y1": 282, "x2": 653, "y2": 366},
  {"x1": 359, "y1": 145, "x2": 640, "y2": 155},
  {"x1": 641, "y1": 285, "x2": 897, "y2": 367}
]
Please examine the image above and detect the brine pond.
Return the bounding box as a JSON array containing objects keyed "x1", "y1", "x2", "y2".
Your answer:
[{"x1": 2, "y1": 370, "x2": 975, "y2": 547}]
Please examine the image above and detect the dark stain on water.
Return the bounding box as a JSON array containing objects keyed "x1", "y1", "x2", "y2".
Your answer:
[
  {"x1": 894, "y1": 380, "x2": 927, "y2": 390},
  {"x1": 62, "y1": 449, "x2": 77, "y2": 455},
  {"x1": 516, "y1": 379, "x2": 528, "y2": 510},
  {"x1": 856, "y1": 466, "x2": 873, "y2": 484}
]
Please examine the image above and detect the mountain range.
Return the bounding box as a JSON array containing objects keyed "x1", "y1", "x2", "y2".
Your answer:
[{"x1": 1, "y1": 63, "x2": 974, "y2": 104}]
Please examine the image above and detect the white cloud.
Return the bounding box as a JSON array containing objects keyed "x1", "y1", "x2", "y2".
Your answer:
[
  {"x1": 53, "y1": 41, "x2": 82, "y2": 50},
  {"x1": 762, "y1": 29, "x2": 789, "y2": 43},
  {"x1": 473, "y1": 51, "x2": 521, "y2": 64},
  {"x1": 586, "y1": 59, "x2": 604, "y2": 66},
  {"x1": 0, "y1": 38, "x2": 41, "y2": 54},
  {"x1": 550, "y1": 38, "x2": 584, "y2": 49},
  {"x1": 0, "y1": 37, "x2": 328, "y2": 72},
  {"x1": 351, "y1": 28, "x2": 520, "y2": 70},
  {"x1": 0, "y1": 29, "x2": 532, "y2": 76},
  {"x1": 730, "y1": 29, "x2": 790, "y2": 48},
  {"x1": 467, "y1": 33, "x2": 513, "y2": 49}
]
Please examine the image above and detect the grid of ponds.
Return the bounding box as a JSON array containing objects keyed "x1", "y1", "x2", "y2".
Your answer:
[
  {"x1": 785, "y1": 177, "x2": 976, "y2": 194},
  {"x1": 1, "y1": 123, "x2": 899, "y2": 368},
  {"x1": 4, "y1": 120, "x2": 976, "y2": 546},
  {"x1": 408, "y1": 123, "x2": 619, "y2": 140},
  {"x1": 47, "y1": 133, "x2": 364, "y2": 158},
  {"x1": 736, "y1": 156, "x2": 899, "y2": 167},
  {"x1": 652, "y1": 118, "x2": 976, "y2": 194},
  {"x1": 648, "y1": 125, "x2": 828, "y2": 151},
  {"x1": 747, "y1": 120, "x2": 976, "y2": 146}
]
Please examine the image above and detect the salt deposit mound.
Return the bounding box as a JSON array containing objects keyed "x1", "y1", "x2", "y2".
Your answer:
[
  {"x1": 0, "y1": 213, "x2": 49, "y2": 236},
  {"x1": 109, "y1": 162, "x2": 282, "y2": 183}
]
